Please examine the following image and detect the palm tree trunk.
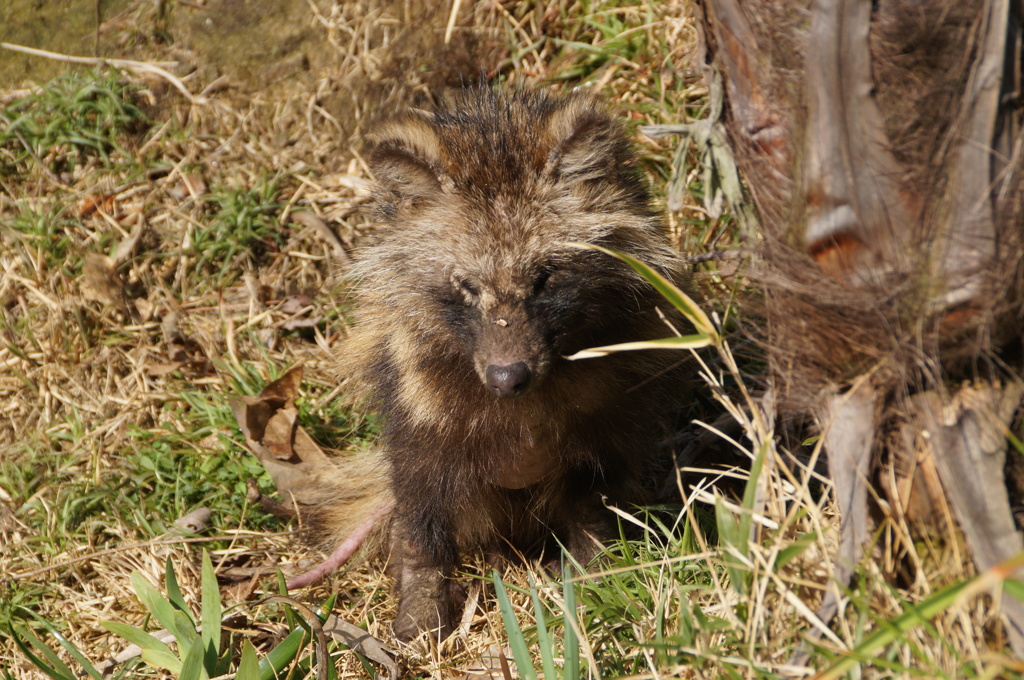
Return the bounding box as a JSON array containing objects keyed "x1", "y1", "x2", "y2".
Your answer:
[{"x1": 693, "y1": 0, "x2": 1024, "y2": 652}]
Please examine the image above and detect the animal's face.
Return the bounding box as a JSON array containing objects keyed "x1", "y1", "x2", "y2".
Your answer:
[
  {"x1": 411, "y1": 187, "x2": 643, "y2": 400},
  {"x1": 361, "y1": 89, "x2": 671, "y2": 400},
  {"x1": 441, "y1": 254, "x2": 572, "y2": 398}
]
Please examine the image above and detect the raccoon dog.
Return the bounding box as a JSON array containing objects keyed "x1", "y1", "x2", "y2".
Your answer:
[{"x1": 320, "y1": 88, "x2": 688, "y2": 641}]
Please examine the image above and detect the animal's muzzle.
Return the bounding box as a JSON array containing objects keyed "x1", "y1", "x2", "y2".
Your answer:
[{"x1": 485, "y1": 361, "x2": 532, "y2": 398}]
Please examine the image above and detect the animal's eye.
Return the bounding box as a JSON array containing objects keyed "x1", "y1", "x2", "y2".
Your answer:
[
  {"x1": 536, "y1": 270, "x2": 552, "y2": 292},
  {"x1": 454, "y1": 277, "x2": 480, "y2": 306}
]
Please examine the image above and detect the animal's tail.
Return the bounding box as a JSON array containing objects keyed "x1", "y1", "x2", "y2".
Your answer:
[{"x1": 289, "y1": 448, "x2": 394, "y2": 589}]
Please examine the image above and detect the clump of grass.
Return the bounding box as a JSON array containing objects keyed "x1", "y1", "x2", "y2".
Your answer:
[
  {"x1": 7, "y1": 552, "x2": 345, "y2": 680},
  {"x1": 188, "y1": 175, "x2": 285, "y2": 288},
  {"x1": 0, "y1": 69, "x2": 149, "y2": 176},
  {"x1": 5, "y1": 204, "x2": 82, "y2": 270}
]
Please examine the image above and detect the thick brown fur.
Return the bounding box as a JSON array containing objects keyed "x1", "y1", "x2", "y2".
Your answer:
[{"x1": 318, "y1": 88, "x2": 689, "y2": 641}]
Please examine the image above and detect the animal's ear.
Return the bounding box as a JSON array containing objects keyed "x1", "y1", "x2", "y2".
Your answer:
[
  {"x1": 369, "y1": 113, "x2": 450, "y2": 208},
  {"x1": 542, "y1": 95, "x2": 625, "y2": 183}
]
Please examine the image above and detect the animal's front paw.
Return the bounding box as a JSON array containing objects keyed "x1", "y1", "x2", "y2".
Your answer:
[
  {"x1": 393, "y1": 592, "x2": 456, "y2": 643},
  {"x1": 392, "y1": 560, "x2": 461, "y2": 642}
]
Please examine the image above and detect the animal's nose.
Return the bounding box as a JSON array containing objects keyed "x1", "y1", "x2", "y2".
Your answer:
[{"x1": 485, "y1": 362, "x2": 532, "y2": 398}]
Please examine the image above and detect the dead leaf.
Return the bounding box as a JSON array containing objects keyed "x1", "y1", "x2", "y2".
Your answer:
[
  {"x1": 172, "y1": 507, "x2": 212, "y2": 534},
  {"x1": 80, "y1": 253, "x2": 126, "y2": 310},
  {"x1": 135, "y1": 296, "x2": 155, "y2": 322},
  {"x1": 264, "y1": 406, "x2": 298, "y2": 459},
  {"x1": 277, "y1": 293, "x2": 321, "y2": 332},
  {"x1": 322, "y1": 613, "x2": 402, "y2": 680},
  {"x1": 146, "y1": 311, "x2": 213, "y2": 377},
  {"x1": 290, "y1": 211, "x2": 350, "y2": 263},
  {"x1": 279, "y1": 294, "x2": 313, "y2": 315},
  {"x1": 224, "y1": 572, "x2": 262, "y2": 602},
  {"x1": 78, "y1": 192, "x2": 117, "y2": 217},
  {"x1": 112, "y1": 214, "x2": 147, "y2": 265},
  {"x1": 162, "y1": 311, "x2": 183, "y2": 344},
  {"x1": 169, "y1": 173, "x2": 207, "y2": 200},
  {"x1": 246, "y1": 478, "x2": 297, "y2": 518},
  {"x1": 231, "y1": 365, "x2": 334, "y2": 505},
  {"x1": 282, "y1": 317, "x2": 320, "y2": 331},
  {"x1": 147, "y1": 360, "x2": 187, "y2": 377},
  {"x1": 260, "y1": 364, "x2": 304, "y2": 402}
]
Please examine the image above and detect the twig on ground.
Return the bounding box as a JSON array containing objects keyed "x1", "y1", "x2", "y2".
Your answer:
[{"x1": 0, "y1": 42, "x2": 203, "y2": 104}]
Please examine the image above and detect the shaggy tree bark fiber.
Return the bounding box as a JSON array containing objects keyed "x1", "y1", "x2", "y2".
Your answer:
[{"x1": 695, "y1": 0, "x2": 1024, "y2": 653}]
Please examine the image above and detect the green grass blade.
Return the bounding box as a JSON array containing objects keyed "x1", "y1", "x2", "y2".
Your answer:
[
  {"x1": 275, "y1": 568, "x2": 289, "y2": 595},
  {"x1": 100, "y1": 621, "x2": 175, "y2": 656},
  {"x1": 562, "y1": 561, "x2": 579, "y2": 680},
  {"x1": 200, "y1": 550, "x2": 222, "y2": 660},
  {"x1": 548, "y1": 37, "x2": 609, "y2": 54},
  {"x1": 16, "y1": 608, "x2": 102, "y2": 680},
  {"x1": 493, "y1": 570, "x2": 538, "y2": 680},
  {"x1": 738, "y1": 440, "x2": 769, "y2": 557},
  {"x1": 272, "y1": 569, "x2": 300, "y2": 630},
  {"x1": 8, "y1": 624, "x2": 76, "y2": 680},
  {"x1": 776, "y1": 533, "x2": 815, "y2": 569},
  {"x1": 258, "y1": 627, "x2": 306, "y2": 680},
  {"x1": 565, "y1": 334, "x2": 711, "y2": 360},
  {"x1": 1004, "y1": 578, "x2": 1024, "y2": 603},
  {"x1": 179, "y1": 635, "x2": 208, "y2": 680},
  {"x1": 140, "y1": 648, "x2": 184, "y2": 675},
  {"x1": 165, "y1": 556, "x2": 192, "y2": 622},
  {"x1": 131, "y1": 571, "x2": 186, "y2": 641},
  {"x1": 714, "y1": 496, "x2": 747, "y2": 596},
  {"x1": 815, "y1": 576, "x2": 976, "y2": 680},
  {"x1": 172, "y1": 609, "x2": 200, "y2": 648},
  {"x1": 49, "y1": 632, "x2": 103, "y2": 680},
  {"x1": 564, "y1": 242, "x2": 717, "y2": 337},
  {"x1": 236, "y1": 640, "x2": 261, "y2": 680},
  {"x1": 528, "y1": 575, "x2": 558, "y2": 680}
]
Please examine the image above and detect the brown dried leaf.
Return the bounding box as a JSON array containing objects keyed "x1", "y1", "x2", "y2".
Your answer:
[
  {"x1": 322, "y1": 613, "x2": 402, "y2": 680},
  {"x1": 150, "y1": 311, "x2": 213, "y2": 376},
  {"x1": 246, "y1": 478, "x2": 297, "y2": 518},
  {"x1": 161, "y1": 311, "x2": 183, "y2": 344},
  {"x1": 231, "y1": 364, "x2": 333, "y2": 505},
  {"x1": 169, "y1": 173, "x2": 207, "y2": 200},
  {"x1": 172, "y1": 507, "x2": 212, "y2": 534},
  {"x1": 78, "y1": 193, "x2": 117, "y2": 217},
  {"x1": 282, "y1": 317, "x2": 320, "y2": 331},
  {"x1": 165, "y1": 340, "x2": 212, "y2": 376},
  {"x1": 264, "y1": 406, "x2": 298, "y2": 460},
  {"x1": 80, "y1": 253, "x2": 125, "y2": 308},
  {"x1": 112, "y1": 214, "x2": 147, "y2": 265},
  {"x1": 135, "y1": 296, "x2": 155, "y2": 322},
  {"x1": 279, "y1": 294, "x2": 313, "y2": 315},
  {"x1": 147, "y1": 361, "x2": 187, "y2": 377},
  {"x1": 290, "y1": 210, "x2": 350, "y2": 262},
  {"x1": 261, "y1": 363, "x2": 304, "y2": 402},
  {"x1": 224, "y1": 573, "x2": 262, "y2": 602}
]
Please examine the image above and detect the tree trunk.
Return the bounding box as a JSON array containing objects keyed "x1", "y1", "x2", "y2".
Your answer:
[{"x1": 692, "y1": 0, "x2": 1024, "y2": 652}]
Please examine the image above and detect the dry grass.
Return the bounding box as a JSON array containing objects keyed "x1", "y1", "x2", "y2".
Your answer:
[{"x1": 0, "y1": 1, "x2": 1019, "y2": 679}]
